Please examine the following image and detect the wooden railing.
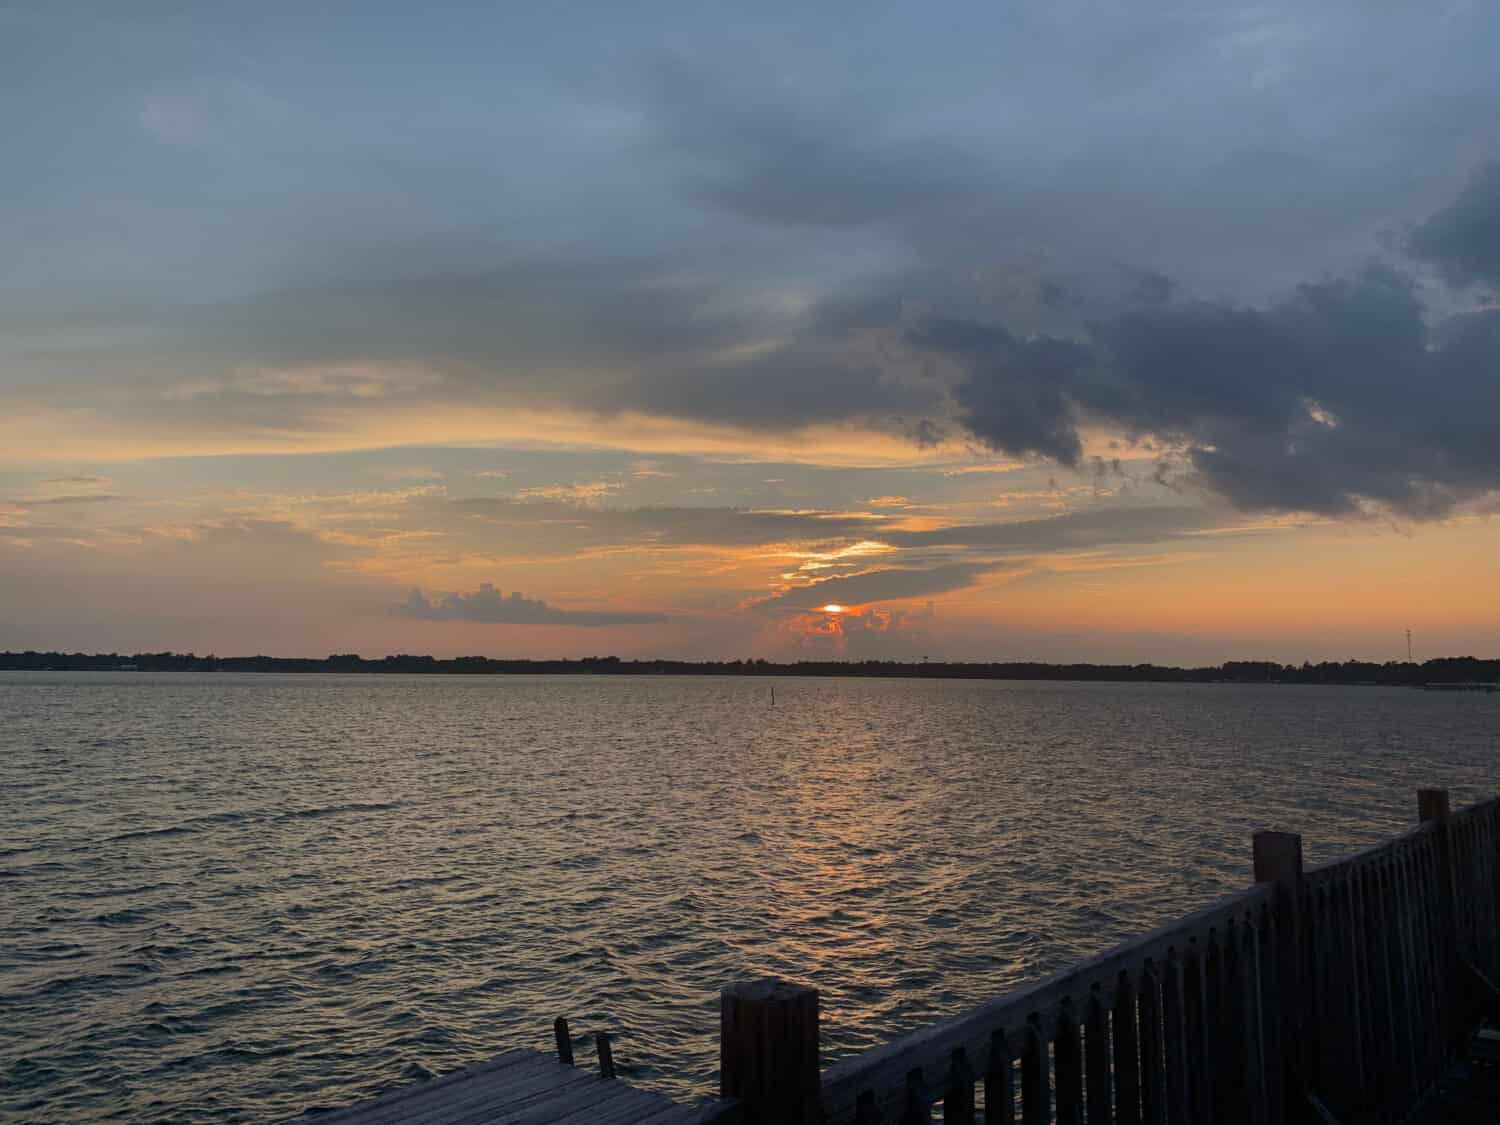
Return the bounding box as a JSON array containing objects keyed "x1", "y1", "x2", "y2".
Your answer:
[
  {"x1": 1449, "y1": 793, "x2": 1500, "y2": 984},
  {"x1": 820, "y1": 882, "x2": 1278, "y2": 1124},
  {"x1": 715, "y1": 788, "x2": 1500, "y2": 1124}
]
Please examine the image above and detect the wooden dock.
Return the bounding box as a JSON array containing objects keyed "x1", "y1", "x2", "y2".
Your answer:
[{"x1": 307, "y1": 1048, "x2": 734, "y2": 1124}]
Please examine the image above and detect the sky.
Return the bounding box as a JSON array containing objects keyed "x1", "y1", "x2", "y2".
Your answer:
[{"x1": 3, "y1": 0, "x2": 1500, "y2": 663}]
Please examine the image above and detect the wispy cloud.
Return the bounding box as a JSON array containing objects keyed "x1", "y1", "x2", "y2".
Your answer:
[
  {"x1": 513, "y1": 479, "x2": 623, "y2": 505},
  {"x1": 753, "y1": 563, "x2": 994, "y2": 613},
  {"x1": 11, "y1": 494, "x2": 127, "y2": 508}
]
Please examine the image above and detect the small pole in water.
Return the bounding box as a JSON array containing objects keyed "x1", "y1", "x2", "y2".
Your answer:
[{"x1": 770, "y1": 684, "x2": 775, "y2": 708}]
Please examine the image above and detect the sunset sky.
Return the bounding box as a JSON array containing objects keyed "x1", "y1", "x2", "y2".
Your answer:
[{"x1": 4, "y1": 1, "x2": 1500, "y2": 663}]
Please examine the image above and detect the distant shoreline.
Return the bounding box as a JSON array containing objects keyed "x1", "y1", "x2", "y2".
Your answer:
[{"x1": 3, "y1": 651, "x2": 1497, "y2": 687}]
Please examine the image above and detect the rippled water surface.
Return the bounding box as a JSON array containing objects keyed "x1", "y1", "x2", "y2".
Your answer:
[{"x1": 3, "y1": 673, "x2": 1497, "y2": 1121}]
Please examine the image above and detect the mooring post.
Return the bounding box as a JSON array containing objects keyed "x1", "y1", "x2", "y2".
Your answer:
[
  {"x1": 554, "y1": 1016, "x2": 574, "y2": 1066},
  {"x1": 720, "y1": 978, "x2": 820, "y2": 1125},
  {"x1": 1253, "y1": 829, "x2": 1305, "y2": 1120},
  {"x1": 1418, "y1": 788, "x2": 1461, "y2": 1052}
]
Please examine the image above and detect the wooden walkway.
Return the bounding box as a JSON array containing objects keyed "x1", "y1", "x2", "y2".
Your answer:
[{"x1": 306, "y1": 1048, "x2": 734, "y2": 1125}]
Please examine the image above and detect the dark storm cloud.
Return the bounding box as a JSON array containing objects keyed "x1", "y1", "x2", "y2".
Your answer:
[
  {"x1": 1408, "y1": 161, "x2": 1500, "y2": 289},
  {"x1": 912, "y1": 318, "x2": 1090, "y2": 465},
  {"x1": 397, "y1": 583, "x2": 666, "y2": 626},
  {"x1": 626, "y1": 57, "x2": 1500, "y2": 508},
  {"x1": 918, "y1": 267, "x2": 1500, "y2": 519}
]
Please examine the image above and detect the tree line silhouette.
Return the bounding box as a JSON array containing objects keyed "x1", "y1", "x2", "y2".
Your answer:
[{"x1": 2, "y1": 650, "x2": 1497, "y2": 685}]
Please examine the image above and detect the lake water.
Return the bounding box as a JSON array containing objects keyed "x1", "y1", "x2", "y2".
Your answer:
[{"x1": 2, "y1": 673, "x2": 1496, "y2": 1122}]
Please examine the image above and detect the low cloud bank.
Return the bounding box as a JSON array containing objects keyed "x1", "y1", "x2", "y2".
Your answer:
[{"x1": 397, "y1": 583, "x2": 666, "y2": 626}]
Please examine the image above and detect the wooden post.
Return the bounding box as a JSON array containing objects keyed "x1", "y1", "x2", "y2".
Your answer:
[
  {"x1": 1252, "y1": 830, "x2": 1304, "y2": 1121},
  {"x1": 554, "y1": 1016, "x2": 574, "y2": 1066},
  {"x1": 721, "y1": 978, "x2": 820, "y2": 1125},
  {"x1": 1418, "y1": 788, "x2": 1461, "y2": 1058},
  {"x1": 1418, "y1": 788, "x2": 1451, "y2": 825},
  {"x1": 596, "y1": 1031, "x2": 615, "y2": 1079}
]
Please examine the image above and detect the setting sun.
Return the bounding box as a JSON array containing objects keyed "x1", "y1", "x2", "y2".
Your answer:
[{"x1": 821, "y1": 604, "x2": 845, "y2": 613}]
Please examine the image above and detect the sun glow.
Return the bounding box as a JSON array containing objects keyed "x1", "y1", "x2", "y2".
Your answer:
[{"x1": 822, "y1": 604, "x2": 845, "y2": 613}]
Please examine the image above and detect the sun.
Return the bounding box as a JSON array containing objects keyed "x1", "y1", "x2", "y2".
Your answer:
[{"x1": 821, "y1": 604, "x2": 845, "y2": 613}]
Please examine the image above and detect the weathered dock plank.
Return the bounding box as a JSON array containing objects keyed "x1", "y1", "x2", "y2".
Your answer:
[{"x1": 302, "y1": 1048, "x2": 734, "y2": 1125}]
